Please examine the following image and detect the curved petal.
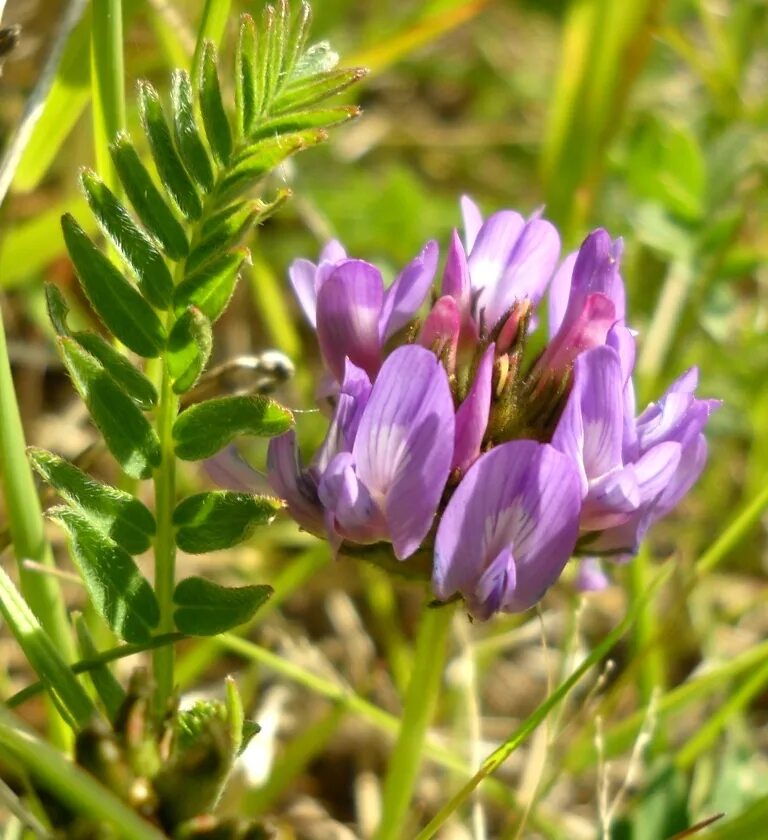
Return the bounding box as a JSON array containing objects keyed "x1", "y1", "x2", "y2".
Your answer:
[
  {"x1": 433, "y1": 440, "x2": 581, "y2": 615},
  {"x1": 548, "y1": 251, "x2": 578, "y2": 338},
  {"x1": 316, "y1": 260, "x2": 384, "y2": 381},
  {"x1": 354, "y1": 345, "x2": 455, "y2": 560},
  {"x1": 470, "y1": 546, "x2": 516, "y2": 620},
  {"x1": 452, "y1": 344, "x2": 494, "y2": 473},
  {"x1": 441, "y1": 229, "x2": 471, "y2": 317},
  {"x1": 203, "y1": 445, "x2": 261, "y2": 492},
  {"x1": 379, "y1": 240, "x2": 439, "y2": 342},
  {"x1": 576, "y1": 557, "x2": 609, "y2": 592},
  {"x1": 317, "y1": 452, "x2": 387, "y2": 543},
  {"x1": 460, "y1": 195, "x2": 483, "y2": 252},
  {"x1": 467, "y1": 210, "x2": 525, "y2": 301},
  {"x1": 419, "y1": 295, "x2": 460, "y2": 372},
  {"x1": 267, "y1": 431, "x2": 324, "y2": 535},
  {"x1": 314, "y1": 359, "x2": 372, "y2": 470},
  {"x1": 288, "y1": 258, "x2": 320, "y2": 327}
]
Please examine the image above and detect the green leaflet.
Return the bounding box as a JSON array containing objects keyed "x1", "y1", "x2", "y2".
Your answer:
[
  {"x1": 50, "y1": 508, "x2": 159, "y2": 644},
  {"x1": 44, "y1": 283, "x2": 158, "y2": 409},
  {"x1": 174, "y1": 248, "x2": 248, "y2": 322},
  {"x1": 173, "y1": 491, "x2": 283, "y2": 553},
  {"x1": 139, "y1": 81, "x2": 203, "y2": 221},
  {"x1": 236, "y1": 14, "x2": 259, "y2": 136},
  {"x1": 167, "y1": 307, "x2": 213, "y2": 394},
  {"x1": 173, "y1": 577, "x2": 272, "y2": 636},
  {"x1": 80, "y1": 169, "x2": 174, "y2": 309},
  {"x1": 61, "y1": 214, "x2": 166, "y2": 358},
  {"x1": 198, "y1": 40, "x2": 233, "y2": 165},
  {"x1": 171, "y1": 70, "x2": 214, "y2": 193},
  {"x1": 29, "y1": 448, "x2": 156, "y2": 555},
  {"x1": 247, "y1": 105, "x2": 360, "y2": 142},
  {"x1": 272, "y1": 66, "x2": 367, "y2": 114},
  {"x1": 173, "y1": 394, "x2": 293, "y2": 461},
  {"x1": 59, "y1": 338, "x2": 161, "y2": 479},
  {"x1": 110, "y1": 133, "x2": 189, "y2": 260}
]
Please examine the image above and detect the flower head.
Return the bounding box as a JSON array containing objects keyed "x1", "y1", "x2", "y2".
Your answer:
[{"x1": 264, "y1": 198, "x2": 718, "y2": 619}]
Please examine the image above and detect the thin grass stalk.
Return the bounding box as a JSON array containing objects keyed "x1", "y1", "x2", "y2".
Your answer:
[
  {"x1": 0, "y1": 307, "x2": 75, "y2": 745},
  {"x1": 374, "y1": 601, "x2": 455, "y2": 840},
  {"x1": 90, "y1": 0, "x2": 126, "y2": 194},
  {"x1": 191, "y1": 0, "x2": 232, "y2": 86}
]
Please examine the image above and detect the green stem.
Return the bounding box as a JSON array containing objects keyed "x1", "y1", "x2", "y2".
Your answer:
[
  {"x1": 90, "y1": 0, "x2": 125, "y2": 193},
  {"x1": 152, "y1": 345, "x2": 179, "y2": 715},
  {"x1": 0, "y1": 306, "x2": 75, "y2": 745},
  {"x1": 628, "y1": 545, "x2": 665, "y2": 705},
  {"x1": 191, "y1": 0, "x2": 232, "y2": 86},
  {"x1": 374, "y1": 601, "x2": 454, "y2": 840}
]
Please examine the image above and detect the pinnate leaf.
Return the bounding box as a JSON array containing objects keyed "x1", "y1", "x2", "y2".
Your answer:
[
  {"x1": 50, "y1": 508, "x2": 160, "y2": 643},
  {"x1": 173, "y1": 491, "x2": 282, "y2": 553},
  {"x1": 29, "y1": 447, "x2": 156, "y2": 555},
  {"x1": 173, "y1": 576, "x2": 272, "y2": 635},
  {"x1": 167, "y1": 306, "x2": 213, "y2": 394},
  {"x1": 61, "y1": 214, "x2": 166, "y2": 357},
  {"x1": 59, "y1": 337, "x2": 161, "y2": 479},
  {"x1": 173, "y1": 394, "x2": 293, "y2": 460},
  {"x1": 80, "y1": 169, "x2": 174, "y2": 309}
]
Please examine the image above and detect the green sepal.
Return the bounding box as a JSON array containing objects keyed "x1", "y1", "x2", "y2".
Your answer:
[
  {"x1": 198, "y1": 40, "x2": 232, "y2": 165},
  {"x1": 216, "y1": 129, "x2": 326, "y2": 201},
  {"x1": 110, "y1": 132, "x2": 189, "y2": 260},
  {"x1": 272, "y1": 66, "x2": 367, "y2": 114},
  {"x1": 174, "y1": 247, "x2": 248, "y2": 322},
  {"x1": 171, "y1": 70, "x2": 214, "y2": 193},
  {"x1": 49, "y1": 508, "x2": 159, "y2": 644},
  {"x1": 173, "y1": 394, "x2": 293, "y2": 461},
  {"x1": 173, "y1": 491, "x2": 283, "y2": 553},
  {"x1": 59, "y1": 337, "x2": 161, "y2": 479},
  {"x1": 167, "y1": 306, "x2": 212, "y2": 394},
  {"x1": 138, "y1": 80, "x2": 203, "y2": 221},
  {"x1": 248, "y1": 105, "x2": 360, "y2": 142},
  {"x1": 80, "y1": 169, "x2": 174, "y2": 309},
  {"x1": 73, "y1": 332, "x2": 158, "y2": 410},
  {"x1": 173, "y1": 576, "x2": 272, "y2": 636},
  {"x1": 28, "y1": 447, "x2": 156, "y2": 555},
  {"x1": 61, "y1": 214, "x2": 166, "y2": 358},
  {"x1": 235, "y1": 14, "x2": 258, "y2": 136}
]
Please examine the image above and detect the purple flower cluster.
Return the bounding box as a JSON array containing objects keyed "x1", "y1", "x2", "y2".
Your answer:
[{"x1": 268, "y1": 199, "x2": 719, "y2": 620}]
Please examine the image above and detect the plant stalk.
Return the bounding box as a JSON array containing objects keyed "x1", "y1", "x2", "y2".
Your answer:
[{"x1": 374, "y1": 600, "x2": 454, "y2": 840}]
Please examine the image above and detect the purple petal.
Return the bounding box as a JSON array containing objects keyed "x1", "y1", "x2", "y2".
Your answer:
[
  {"x1": 202, "y1": 445, "x2": 261, "y2": 492},
  {"x1": 267, "y1": 431, "x2": 324, "y2": 535},
  {"x1": 461, "y1": 195, "x2": 483, "y2": 252},
  {"x1": 441, "y1": 229, "x2": 471, "y2": 317},
  {"x1": 467, "y1": 210, "x2": 525, "y2": 300},
  {"x1": 320, "y1": 239, "x2": 347, "y2": 264},
  {"x1": 354, "y1": 345, "x2": 455, "y2": 560},
  {"x1": 314, "y1": 360, "x2": 372, "y2": 470},
  {"x1": 316, "y1": 260, "x2": 384, "y2": 381},
  {"x1": 548, "y1": 251, "x2": 578, "y2": 338},
  {"x1": 481, "y1": 217, "x2": 561, "y2": 330},
  {"x1": 289, "y1": 258, "x2": 321, "y2": 327},
  {"x1": 472, "y1": 547, "x2": 517, "y2": 621},
  {"x1": 655, "y1": 435, "x2": 708, "y2": 516},
  {"x1": 379, "y1": 241, "x2": 439, "y2": 342},
  {"x1": 418, "y1": 295, "x2": 460, "y2": 371},
  {"x1": 433, "y1": 440, "x2": 581, "y2": 616},
  {"x1": 317, "y1": 452, "x2": 387, "y2": 544},
  {"x1": 576, "y1": 558, "x2": 610, "y2": 592},
  {"x1": 452, "y1": 344, "x2": 494, "y2": 473}
]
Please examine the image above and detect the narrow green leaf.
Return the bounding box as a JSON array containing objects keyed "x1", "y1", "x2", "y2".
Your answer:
[
  {"x1": 110, "y1": 133, "x2": 189, "y2": 260},
  {"x1": 174, "y1": 247, "x2": 248, "y2": 323},
  {"x1": 173, "y1": 394, "x2": 293, "y2": 461},
  {"x1": 167, "y1": 307, "x2": 212, "y2": 394},
  {"x1": 50, "y1": 508, "x2": 159, "y2": 644},
  {"x1": 73, "y1": 332, "x2": 158, "y2": 410},
  {"x1": 173, "y1": 577, "x2": 272, "y2": 636},
  {"x1": 29, "y1": 447, "x2": 156, "y2": 555},
  {"x1": 282, "y1": 0, "x2": 312, "y2": 81},
  {"x1": 80, "y1": 169, "x2": 174, "y2": 309},
  {"x1": 187, "y1": 199, "x2": 264, "y2": 274},
  {"x1": 138, "y1": 81, "x2": 203, "y2": 221},
  {"x1": 199, "y1": 40, "x2": 233, "y2": 165},
  {"x1": 0, "y1": 566, "x2": 95, "y2": 729},
  {"x1": 171, "y1": 70, "x2": 214, "y2": 193},
  {"x1": 59, "y1": 338, "x2": 161, "y2": 479},
  {"x1": 173, "y1": 491, "x2": 282, "y2": 553},
  {"x1": 216, "y1": 130, "x2": 326, "y2": 201},
  {"x1": 272, "y1": 66, "x2": 367, "y2": 114},
  {"x1": 236, "y1": 14, "x2": 258, "y2": 136},
  {"x1": 74, "y1": 614, "x2": 126, "y2": 721},
  {"x1": 45, "y1": 282, "x2": 71, "y2": 336},
  {"x1": 248, "y1": 105, "x2": 360, "y2": 142},
  {"x1": 62, "y1": 215, "x2": 166, "y2": 357},
  {"x1": 254, "y1": 6, "x2": 273, "y2": 117},
  {"x1": 265, "y1": 1, "x2": 287, "y2": 108}
]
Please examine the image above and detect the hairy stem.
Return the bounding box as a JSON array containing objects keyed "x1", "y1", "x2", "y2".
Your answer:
[{"x1": 374, "y1": 600, "x2": 454, "y2": 840}]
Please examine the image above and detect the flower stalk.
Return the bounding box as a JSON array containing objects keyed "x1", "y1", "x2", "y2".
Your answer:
[{"x1": 374, "y1": 600, "x2": 454, "y2": 840}]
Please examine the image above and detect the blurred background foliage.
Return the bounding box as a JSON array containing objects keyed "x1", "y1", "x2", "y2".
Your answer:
[{"x1": 1, "y1": 0, "x2": 768, "y2": 837}]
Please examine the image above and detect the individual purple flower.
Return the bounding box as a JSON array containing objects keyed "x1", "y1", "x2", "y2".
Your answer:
[
  {"x1": 433, "y1": 440, "x2": 582, "y2": 619},
  {"x1": 268, "y1": 345, "x2": 455, "y2": 559},
  {"x1": 292, "y1": 241, "x2": 438, "y2": 384},
  {"x1": 575, "y1": 558, "x2": 610, "y2": 592}
]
